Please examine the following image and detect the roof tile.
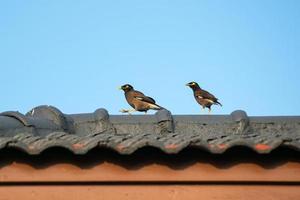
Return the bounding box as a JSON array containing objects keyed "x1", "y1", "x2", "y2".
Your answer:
[{"x1": 0, "y1": 105, "x2": 299, "y2": 155}]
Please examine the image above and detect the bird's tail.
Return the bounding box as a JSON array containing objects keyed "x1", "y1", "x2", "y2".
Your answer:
[{"x1": 214, "y1": 101, "x2": 222, "y2": 107}]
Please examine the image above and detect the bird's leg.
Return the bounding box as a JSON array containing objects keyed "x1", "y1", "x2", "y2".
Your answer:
[
  {"x1": 119, "y1": 109, "x2": 136, "y2": 115},
  {"x1": 208, "y1": 108, "x2": 211, "y2": 114},
  {"x1": 126, "y1": 109, "x2": 136, "y2": 115},
  {"x1": 200, "y1": 106, "x2": 205, "y2": 114},
  {"x1": 144, "y1": 111, "x2": 148, "y2": 115}
]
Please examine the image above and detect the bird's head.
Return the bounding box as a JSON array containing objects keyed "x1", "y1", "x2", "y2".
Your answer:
[
  {"x1": 186, "y1": 81, "x2": 200, "y2": 89},
  {"x1": 119, "y1": 84, "x2": 134, "y2": 92}
]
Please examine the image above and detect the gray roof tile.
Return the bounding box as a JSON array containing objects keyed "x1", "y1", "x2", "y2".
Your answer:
[{"x1": 0, "y1": 105, "x2": 299, "y2": 155}]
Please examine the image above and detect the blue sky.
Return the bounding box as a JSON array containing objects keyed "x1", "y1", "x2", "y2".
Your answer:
[{"x1": 0, "y1": 1, "x2": 299, "y2": 116}]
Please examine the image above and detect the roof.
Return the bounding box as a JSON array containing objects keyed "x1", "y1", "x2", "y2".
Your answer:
[{"x1": 0, "y1": 105, "x2": 299, "y2": 155}]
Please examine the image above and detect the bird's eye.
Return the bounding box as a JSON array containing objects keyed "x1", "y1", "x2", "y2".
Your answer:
[{"x1": 192, "y1": 82, "x2": 195, "y2": 85}]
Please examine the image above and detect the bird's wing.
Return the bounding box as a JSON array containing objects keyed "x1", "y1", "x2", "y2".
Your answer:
[
  {"x1": 133, "y1": 91, "x2": 156, "y2": 104},
  {"x1": 135, "y1": 96, "x2": 156, "y2": 104},
  {"x1": 195, "y1": 90, "x2": 218, "y2": 101}
]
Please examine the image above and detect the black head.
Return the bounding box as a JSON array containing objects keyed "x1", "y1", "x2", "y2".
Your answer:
[
  {"x1": 119, "y1": 84, "x2": 134, "y2": 92},
  {"x1": 186, "y1": 81, "x2": 200, "y2": 90}
]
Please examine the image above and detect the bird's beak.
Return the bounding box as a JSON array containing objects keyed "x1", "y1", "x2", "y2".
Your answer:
[
  {"x1": 185, "y1": 83, "x2": 190, "y2": 86},
  {"x1": 118, "y1": 86, "x2": 122, "y2": 90}
]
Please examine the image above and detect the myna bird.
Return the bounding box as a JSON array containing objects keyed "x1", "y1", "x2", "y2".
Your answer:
[
  {"x1": 186, "y1": 81, "x2": 222, "y2": 112},
  {"x1": 119, "y1": 84, "x2": 164, "y2": 114}
]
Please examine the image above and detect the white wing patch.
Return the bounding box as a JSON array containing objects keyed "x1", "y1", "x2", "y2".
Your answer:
[
  {"x1": 197, "y1": 96, "x2": 214, "y2": 104},
  {"x1": 135, "y1": 97, "x2": 143, "y2": 100},
  {"x1": 149, "y1": 104, "x2": 160, "y2": 109},
  {"x1": 205, "y1": 99, "x2": 214, "y2": 104}
]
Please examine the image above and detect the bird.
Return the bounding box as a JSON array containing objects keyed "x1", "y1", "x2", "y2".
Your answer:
[
  {"x1": 119, "y1": 84, "x2": 164, "y2": 114},
  {"x1": 186, "y1": 81, "x2": 222, "y2": 112}
]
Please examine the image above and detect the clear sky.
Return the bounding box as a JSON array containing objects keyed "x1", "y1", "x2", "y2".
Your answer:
[{"x1": 0, "y1": 1, "x2": 299, "y2": 116}]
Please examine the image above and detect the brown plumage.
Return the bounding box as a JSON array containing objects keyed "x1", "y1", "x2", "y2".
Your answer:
[
  {"x1": 119, "y1": 84, "x2": 163, "y2": 114},
  {"x1": 186, "y1": 81, "x2": 222, "y2": 112}
]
